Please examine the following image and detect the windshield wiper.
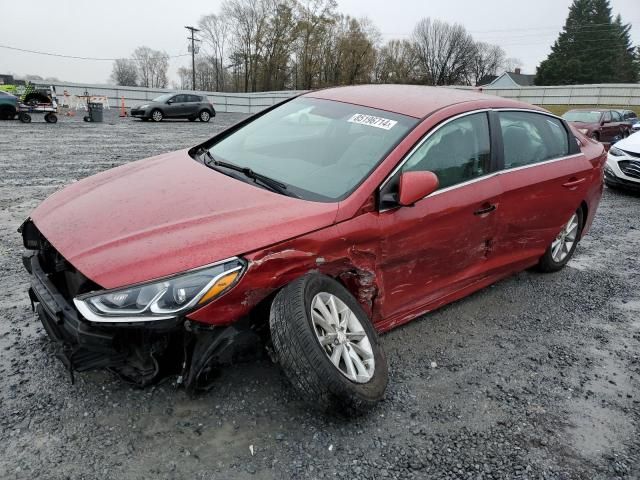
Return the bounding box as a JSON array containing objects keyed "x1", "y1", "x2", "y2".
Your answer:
[{"x1": 201, "y1": 150, "x2": 297, "y2": 198}]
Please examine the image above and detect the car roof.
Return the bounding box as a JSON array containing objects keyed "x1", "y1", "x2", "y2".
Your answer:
[
  {"x1": 565, "y1": 108, "x2": 608, "y2": 112},
  {"x1": 303, "y1": 84, "x2": 541, "y2": 119}
]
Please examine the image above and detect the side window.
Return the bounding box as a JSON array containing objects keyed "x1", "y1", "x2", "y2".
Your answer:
[
  {"x1": 189, "y1": 95, "x2": 202, "y2": 103},
  {"x1": 499, "y1": 111, "x2": 569, "y2": 169},
  {"x1": 174, "y1": 95, "x2": 187, "y2": 103},
  {"x1": 402, "y1": 113, "x2": 490, "y2": 190}
]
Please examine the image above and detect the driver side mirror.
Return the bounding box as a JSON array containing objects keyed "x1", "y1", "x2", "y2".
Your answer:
[{"x1": 398, "y1": 171, "x2": 439, "y2": 206}]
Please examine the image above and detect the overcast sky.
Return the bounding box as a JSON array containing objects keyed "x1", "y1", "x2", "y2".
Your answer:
[{"x1": 1, "y1": 0, "x2": 638, "y2": 85}]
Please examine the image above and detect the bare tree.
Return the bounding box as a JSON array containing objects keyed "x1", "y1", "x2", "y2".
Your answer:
[
  {"x1": 504, "y1": 57, "x2": 523, "y2": 73},
  {"x1": 110, "y1": 58, "x2": 138, "y2": 86},
  {"x1": 469, "y1": 42, "x2": 505, "y2": 86},
  {"x1": 200, "y1": 13, "x2": 231, "y2": 91},
  {"x1": 412, "y1": 18, "x2": 476, "y2": 85},
  {"x1": 375, "y1": 39, "x2": 418, "y2": 84},
  {"x1": 132, "y1": 46, "x2": 169, "y2": 88}
]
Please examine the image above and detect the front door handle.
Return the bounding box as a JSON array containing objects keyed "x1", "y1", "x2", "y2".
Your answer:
[
  {"x1": 562, "y1": 177, "x2": 586, "y2": 189},
  {"x1": 474, "y1": 203, "x2": 497, "y2": 216}
]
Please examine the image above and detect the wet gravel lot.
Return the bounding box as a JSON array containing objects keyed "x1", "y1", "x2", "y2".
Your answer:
[{"x1": 1, "y1": 110, "x2": 639, "y2": 480}]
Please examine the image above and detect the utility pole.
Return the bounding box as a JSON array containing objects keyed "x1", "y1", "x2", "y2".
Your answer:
[{"x1": 185, "y1": 26, "x2": 201, "y2": 91}]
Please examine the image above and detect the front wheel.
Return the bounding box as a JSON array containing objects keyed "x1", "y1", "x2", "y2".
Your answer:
[
  {"x1": 19, "y1": 112, "x2": 31, "y2": 123},
  {"x1": 537, "y1": 209, "x2": 583, "y2": 272},
  {"x1": 269, "y1": 274, "x2": 388, "y2": 414},
  {"x1": 151, "y1": 109, "x2": 163, "y2": 122},
  {"x1": 199, "y1": 110, "x2": 211, "y2": 122}
]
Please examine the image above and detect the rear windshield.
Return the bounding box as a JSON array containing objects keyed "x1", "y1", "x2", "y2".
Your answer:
[
  {"x1": 208, "y1": 97, "x2": 418, "y2": 201},
  {"x1": 562, "y1": 111, "x2": 602, "y2": 123}
]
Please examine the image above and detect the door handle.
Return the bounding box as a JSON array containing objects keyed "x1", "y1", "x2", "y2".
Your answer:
[
  {"x1": 562, "y1": 177, "x2": 586, "y2": 188},
  {"x1": 474, "y1": 203, "x2": 496, "y2": 216}
]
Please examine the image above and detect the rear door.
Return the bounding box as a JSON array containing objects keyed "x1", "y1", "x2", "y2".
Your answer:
[
  {"x1": 186, "y1": 95, "x2": 202, "y2": 116},
  {"x1": 493, "y1": 110, "x2": 592, "y2": 267},
  {"x1": 377, "y1": 111, "x2": 502, "y2": 323}
]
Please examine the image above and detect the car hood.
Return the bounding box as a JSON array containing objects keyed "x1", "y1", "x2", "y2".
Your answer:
[
  {"x1": 614, "y1": 131, "x2": 640, "y2": 153},
  {"x1": 31, "y1": 150, "x2": 339, "y2": 289}
]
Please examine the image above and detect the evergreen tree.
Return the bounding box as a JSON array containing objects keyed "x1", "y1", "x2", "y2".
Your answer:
[{"x1": 535, "y1": 0, "x2": 638, "y2": 85}]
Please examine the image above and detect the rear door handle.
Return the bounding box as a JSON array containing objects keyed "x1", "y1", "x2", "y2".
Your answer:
[
  {"x1": 474, "y1": 203, "x2": 496, "y2": 216},
  {"x1": 562, "y1": 177, "x2": 586, "y2": 188}
]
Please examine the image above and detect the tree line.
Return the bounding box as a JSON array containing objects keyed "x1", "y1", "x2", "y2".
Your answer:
[
  {"x1": 111, "y1": 0, "x2": 517, "y2": 92},
  {"x1": 110, "y1": 0, "x2": 639, "y2": 91}
]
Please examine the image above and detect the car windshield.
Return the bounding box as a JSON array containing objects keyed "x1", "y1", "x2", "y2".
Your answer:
[
  {"x1": 562, "y1": 110, "x2": 602, "y2": 123},
  {"x1": 208, "y1": 97, "x2": 418, "y2": 201},
  {"x1": 151, "y1": 93, "x2": 173, "y2": 103}
]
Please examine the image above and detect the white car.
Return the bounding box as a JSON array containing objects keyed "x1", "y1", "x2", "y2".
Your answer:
[{"x1": 605, "y1": 131, "x2": 640, "y2": 191}]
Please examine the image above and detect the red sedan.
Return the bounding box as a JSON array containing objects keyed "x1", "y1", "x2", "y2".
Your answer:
[{"x1": 21, "y1": 85, "x2": 605, "y2": 412}]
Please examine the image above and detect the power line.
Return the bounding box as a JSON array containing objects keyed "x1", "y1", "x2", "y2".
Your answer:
[{"x1": 0, "y1": 43, "x2": 190, "y2": 61}]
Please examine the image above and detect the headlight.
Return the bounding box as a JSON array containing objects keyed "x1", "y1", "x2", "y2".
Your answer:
[
  {"x1": 138, "y1": 104, "x2": 149, "y2": 109},
  {"x1": 578, "y1": 128, "x2": 589, "y2": 134},
  {"x1": 74, "y1": 257, "x2": 246, "y2": 322},
  {"x1": 608, "y1": 146, "x2": 625, "y2": 157}
]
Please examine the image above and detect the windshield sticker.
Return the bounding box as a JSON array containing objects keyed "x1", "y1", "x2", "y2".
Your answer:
[{"x1": 348, "y1": 113, "x2": 397, "y2": 130}]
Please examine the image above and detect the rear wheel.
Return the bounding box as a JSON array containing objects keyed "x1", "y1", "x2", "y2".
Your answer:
[
  {"x1": 0, "y1": 106, "x2": 16, "y2": 120},
  {"x1": 19, "y1": 112, "x2": 31, "y2": 123},
  {"x1": 269, "y1": 274, "x2": 388, "y2": 414},
  {"x1": 537, "y1": 209, "x2": 583, "y2": 272},
  {"x1": 44, "y1": 113, "x2": 57, "y2": 124},
  {"x1": 199, "y1": 110, "x2": 211, "y2": 122},
  {"x1": 151, "y1": 109, "x2": 163, "y2": 122}
]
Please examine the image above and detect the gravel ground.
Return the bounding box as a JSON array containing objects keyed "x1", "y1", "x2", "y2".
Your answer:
[{"x1": 0, "y1": 109, "x2": 639, "y2": 480}]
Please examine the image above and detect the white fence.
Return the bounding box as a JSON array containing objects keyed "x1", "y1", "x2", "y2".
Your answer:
[
  {"x1": 47, "y1": 82, "x2": 302, "y2": 113},
  {"x1": 468, "y1": 83, "x2": 640, "y2": 106},
  {"x1": 46, "y1": 82, "x2": 640, "y2": 115}
]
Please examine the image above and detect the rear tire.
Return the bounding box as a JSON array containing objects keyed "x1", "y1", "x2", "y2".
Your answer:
[
  {"x1": 199, "y1": 110, "x2": 211, "y2": 122},
  {"x1": 44, "y1": 113, "x2": 57, "y2": 124},
  {"x1": 0, "y1": 106, "x2": 16, "y2": 120},
  {"x1": 537, "y1": 208, "x2": 584, "y2": 272},
  {"x1": 19, "y1": 112, "x2": 31, "y2": 123},
  {"x1": 269, "y1": 273, "x2": 388, "y2": 414}
]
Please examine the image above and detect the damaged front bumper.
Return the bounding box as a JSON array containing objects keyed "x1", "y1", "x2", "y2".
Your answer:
[{"x1": 23, "y1": 249, "x2": 261, "y2": 390}]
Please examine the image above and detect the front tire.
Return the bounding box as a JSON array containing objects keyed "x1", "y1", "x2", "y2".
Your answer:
[
  {"x1": 537, "y1": 208, "x2": 583, "y2": 272},
  {"x1": 269, "y1": 274, "x2": 388, "y2": 414},
  {"x1": 151, "y1": 109, "x2": 163, "y2": 122}
]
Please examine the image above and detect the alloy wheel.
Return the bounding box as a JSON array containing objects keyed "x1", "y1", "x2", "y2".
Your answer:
[
  {"x1": 152, "y1": 110, "x2": 163, "y2": 122},
  {"x1": 200, "y1": 111, "x2": 210, "y2": 122},
  {"x1": 551, "y1": 213, "x2": 579, "y2": 263},
  {"x1": 310, "y1": 292, "x2": 375, "y2": 383}
]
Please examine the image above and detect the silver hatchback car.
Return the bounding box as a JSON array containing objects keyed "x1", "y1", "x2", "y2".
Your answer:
[{"x1": 131, "y1": 93, "x2": 216, "y2": 122}]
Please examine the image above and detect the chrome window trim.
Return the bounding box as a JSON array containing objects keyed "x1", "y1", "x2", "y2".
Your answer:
[{"x1": 378, "y1": 107, "x2": 582, "y2": 211}]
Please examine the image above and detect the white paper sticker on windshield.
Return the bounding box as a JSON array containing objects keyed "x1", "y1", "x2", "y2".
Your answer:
[{"x1": 348, "y1": 113, "x2": 397, "y2": 130}]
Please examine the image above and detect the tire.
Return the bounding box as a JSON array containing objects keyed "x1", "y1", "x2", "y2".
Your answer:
[
  {"x1": 151, "y1": 109, "x2": 163, "y2": 122},
  {"x1": 269, "y1": 273, "x2": 388, "y2": 414},
  {"x1": 44, "y1": 113, "x2": 57, "y2": 124},
  {"x1": 199, "y1": 110, "x2": 211, "y2": 122},
  {"x1": 19, "y1": 112, "x2": 31, "y2": 123},
  {"x1": 590, "y1": 132, "x2": 599, "y2": 142},
  {"x1": 536, "y1": 208, "x2": 584, "y2": 272}
]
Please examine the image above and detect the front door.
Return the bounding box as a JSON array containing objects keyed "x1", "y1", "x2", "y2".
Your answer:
[{"x1": 377, "y1": 112, "x2": 502, "y2": 325}]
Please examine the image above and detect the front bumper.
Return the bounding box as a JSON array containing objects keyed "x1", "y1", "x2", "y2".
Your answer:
[
  {"x1": 23, "y1": 249, "x2": 261, "y2": 388},
  {"x1": 605, "y1": 156, "x2": 640, "y2": 191},
  {"x1": 130, "y1": 108, "x2": 148, "y2": 117}
]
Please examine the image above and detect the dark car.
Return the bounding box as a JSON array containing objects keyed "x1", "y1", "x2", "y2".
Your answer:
[
  {"x1": 562, "y1": 108, "x2": 628, "y2": 143},
  {"x1": 130, "y1": 93, "x2": 216, "y2": 122},
  {"x1": 617, "y1": 109, "x2": 638, "y2": 132},
  {"x1": 21, "y1": 85, "x2": 605, "y2": 412},
  {"x1": 0, "y1": 90, "x2": 18, "y2": 120}
]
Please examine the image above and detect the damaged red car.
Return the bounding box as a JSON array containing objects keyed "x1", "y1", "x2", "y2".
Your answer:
[{"x1": 21, "y1": 85, "x2": 605, "y2": 412}]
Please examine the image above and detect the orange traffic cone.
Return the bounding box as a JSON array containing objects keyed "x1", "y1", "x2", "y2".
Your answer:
[{"x1": 119, "y1": 96, "x2": 127, "y2": 117}]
